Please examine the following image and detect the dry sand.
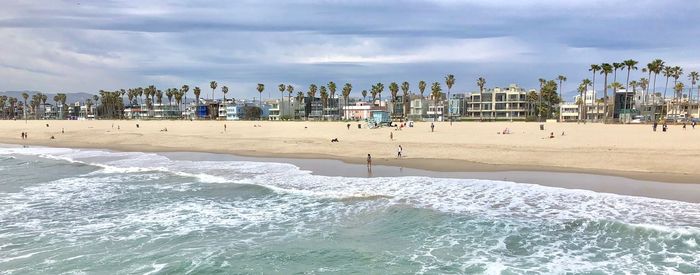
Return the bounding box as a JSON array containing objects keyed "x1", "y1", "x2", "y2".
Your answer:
[{"x1": 1, "y1": 119, "x2": 699, "y2": 183}]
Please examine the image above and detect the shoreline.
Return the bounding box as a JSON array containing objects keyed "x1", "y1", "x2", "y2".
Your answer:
[
  {"x1": 4, "y1": 142, "x2": 700, "y2": 203},
  {"x1": 1, "y1": 120, "x2": 699, "y2": 186}
]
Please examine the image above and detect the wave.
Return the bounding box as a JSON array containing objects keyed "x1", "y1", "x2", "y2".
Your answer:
[{"x1": 1, "y1": 146, "x2": 699, "y2": 233}]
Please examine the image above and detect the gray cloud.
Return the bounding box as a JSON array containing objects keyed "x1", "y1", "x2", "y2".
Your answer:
[{"x1": 1, "y1": 0, "x2": 699, "y2": 100}]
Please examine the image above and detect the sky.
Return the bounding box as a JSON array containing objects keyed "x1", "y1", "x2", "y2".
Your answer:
[{"x1": 1, "y1": 0, "x2": 699, "y2": 100}]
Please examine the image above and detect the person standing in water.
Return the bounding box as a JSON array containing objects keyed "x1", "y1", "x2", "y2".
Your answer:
[{"x1": 367, "y1": 154, "x2": 372, "y2": 171}]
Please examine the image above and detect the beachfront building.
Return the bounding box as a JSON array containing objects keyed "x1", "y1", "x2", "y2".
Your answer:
[
  {"x1": 559, "y1": 103, "x2": 579, "y2": 122},
  {"x1": 448, "y1": 95, "x2": 465, "y2": 119},
  {"x1": 426, "y1": 101, "x2": 445, "y2": 121},
  {"x1": 464, "y1": 84, "x2": 530, "y2": 121},
  {"x1": 408, "y1": 98, "x2": 429, "y2": 121},
  {"x1": 153, "y1": 103, "x2": 181, "y2": 119},
  {"x1": 342, "y1": 101, "x2": 385, "y2": 120}
]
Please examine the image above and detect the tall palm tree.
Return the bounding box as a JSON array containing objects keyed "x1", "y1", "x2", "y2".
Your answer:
[
  {"x1": 361, "y1": 90, "x2": 367, "y2": 101},
  {"x1": 600, "y1": 63, "x2": 613, "y2": 122},
  {"x1": 342, "y1": 83, "x2": 352, "y2": 120},
  {"x1": 222, "y1": 85, "x2": 229, "y2": 110},
  {"x1": 210, "y1": 81, "x2": 217, "y2": 100},
  {"x1": 430, "y1": 82, "x2": 442, "y2": 120},
  {"x1": 477, "y1": 77, "x2": 486, "y2": 121},
  {"x1": 401, "y1": 81, "x2": 410, "y2": 119},
  {"x1": 181, "y1": 85, "x2": 190, "y2": 112},
  {"x1": 662, "y1": 66, "x2": 673, "y2": 100},
  {"x1": 588, "y1": 64, "x2": 601, "y2": 119},
  {"x1": 557, "y1": 75, "x2": 567, "y2": 104},
  {"x1": 648, "y1": 59, "x2": 664, "y2": 120},
  {"x1": 296, "y1": 91, "x2": 304, "y2": 119},
  {"x1": 166, "y1": 89, "x2": 173, "y2": 106},
  {"x1": 193, "y1": 86, "x2": 201, "y2": 119},
  {"x1": 445, "y1": 74, "x2": 455, "y2": 119},
  {"x1": 577, "y1": 83, "x2": 586, "y2": 121},
  {"x1": 689, "y1": 71, "x2": 699, "y2": 114},
  {"x1": 375, "y1": 82, "x2": 384, "y2": 105},
  {"x1": 579, "y1": 79, "x2": 591, "y2": 121},
  {"x1": 538, "y1": 78, "x2": 546, "y2": 120},
  {"x1": 286, "y1": 85, "x2": 294, "y2": 118},
  {"x1": 671, "y1": 67, "x2": 684, "y2": 116},
  {"x1": 21, "y1": 92, "x2": 29, "y2": 120},
  {"x1": 278, "y1": 84, "x2": 285, "y2": 117},
  {"x1": 623, "y1": 59, "x2": 638, "y2": 91},
  {"x1": 418, "y1": 80, "x2": 427, "y2": 99},
  {"x1": 320, "y1": 86, "x2": 327, "y2": 119},
  {"x1": 257, "y1": 83, "x2": 265, "y2": 106},
  {"x1": 389, "y1": 82, "x2": 399, "y2": 116},
  {"x1": 328, "y1": 81, "x2": 336, "y2": 120}
]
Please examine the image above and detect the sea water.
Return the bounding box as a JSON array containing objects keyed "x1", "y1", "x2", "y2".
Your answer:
[{"x1": 0, "y1": 146, "x2": 698, "y2": 274}]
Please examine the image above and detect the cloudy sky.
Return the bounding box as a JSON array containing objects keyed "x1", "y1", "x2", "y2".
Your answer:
[{"x1": 1, "y1": 0, "x2": 699, "y2": 100}]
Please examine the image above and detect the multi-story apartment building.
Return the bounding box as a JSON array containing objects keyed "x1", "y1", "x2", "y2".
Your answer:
[{"x1": 464, "y1": 84, "x2": 531, "y2": 121}]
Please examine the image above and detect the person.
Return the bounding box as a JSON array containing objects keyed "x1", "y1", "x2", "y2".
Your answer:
[
  {"x1": 367, "y1": 154, "x2": 372, "y2": 170},
  {"x1": 347, "y1": 123, "x2": 351, "y2": 130},
  {"x1": 224, "y1": 124, "x2": 227, "y2": 132},
  {"x1": 24, "y1": 132, "x2": 27, "y2": 139},
  {"x1": 331, "y1": 138, "x2": 339, "y2": 142},
  {"x1": 431, "y1": 123, "x2": 435, "y2": 132},
  {"x1": 61, "y1": 128, "x2": 64, "y2": 134},
  {"x1": 21, "y1": 132, "x2": 24, "y2": 140},
  {"x1": 692, "y1": 121, "x2": 697, "y2": 129},
  {"x1": 682, "y1": 123, "x2": 686, "y2": 130},
  {"x1": 653, "y1": 121, "x2": 658, "y2": 132},
  {"x1": 117, "y1": 125, "x2": 120, "y2": 130},
  {"x1": 50, "y1": 135, "x2": 55, "y2": 140},
  {"x1": 136, "y1": 124, "x2": 140, "y2": 128},
  {"x1": 45, "y1": 123, "x2": 49, "y2": 127},
  {"x1": 662, "y1": 122, "x2": 668, "y2": 132},
  {"x1": 397, "y1": 145, "x2": 403, "y2": 158},
  {"x1": 549, "y1": 132, "x2": 555, "y2": 139},
  {"x1": 390, "y1": 132, "x2": 393, "y2": 140}
]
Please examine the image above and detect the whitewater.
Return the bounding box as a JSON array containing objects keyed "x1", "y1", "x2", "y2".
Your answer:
[{"x1": 0, "y1": 146, "x2": 698, "y2": 274}]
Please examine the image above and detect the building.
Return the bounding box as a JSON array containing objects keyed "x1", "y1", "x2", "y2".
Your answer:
[
  {"x1": 342, "y1": 101, "x2": 383, "y2": 120},
  {"x1": 408, "y1": 98, "x2": 428, "y2": 120},
  {"x1": 559, "y1": 103, "x2": 579, "y2": 122},
  {"x1": 464, "y1": 84, "x2": 531, "y2": 121}
]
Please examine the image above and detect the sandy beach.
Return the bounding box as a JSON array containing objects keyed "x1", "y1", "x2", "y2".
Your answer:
[{"x1": 1, "y1": 119, "x2": 699, "y2": 183}]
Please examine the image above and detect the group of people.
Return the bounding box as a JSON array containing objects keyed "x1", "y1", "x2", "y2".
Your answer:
[{"x1": 20, "y1": 132, "x2": 28, "y2": 139}]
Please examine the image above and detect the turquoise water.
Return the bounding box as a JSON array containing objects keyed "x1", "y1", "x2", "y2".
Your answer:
[{"x1": 0, "y1": 147, "x2": 698, "y2": 274}]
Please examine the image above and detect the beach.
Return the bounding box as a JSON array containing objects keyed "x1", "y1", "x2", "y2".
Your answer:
[{"x1": 1, "y1": 119, "x2": 699, "y2": 183}]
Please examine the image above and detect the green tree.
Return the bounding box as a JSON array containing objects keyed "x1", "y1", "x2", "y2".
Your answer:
[
  {"x1": 418, "y1": 80, "x2": 426, "y2": 99},
  {"x1": 210, "y1": 81, "x2": 218, "y2": 100},
  {"x1": 477, "y1": 77, "x2": 486, "y2": 121},
  {"x1": 328, "y1": 81, "x2": 336, "y2": 120},
  {"x1": 257, "y1": 83, "x2": 265, "y2": 106},
  {"x1": 389, "y1": 82, "x2": 399, "y2": 116},
  {"x1": 401, "y1": 81, "x2": 410, "y2": 119},
  {"x1": 445, "y1": 74, "x2": 455, "y2": 119},
  {"x1": 342, "y1": 83, "x2": 352, "y2": 120},
  {"x1": 430, "y1": 82, "x2": 442, "y2": 120},
  {"x1": 361, "y1": 90, "x2": 367, "y2": 101},
  {"x1": 600, "y1": 63, "x2": 613, "y2": 122},
  {"x1": 286, "y1": 85, "x2": 294, "y2": 118}
]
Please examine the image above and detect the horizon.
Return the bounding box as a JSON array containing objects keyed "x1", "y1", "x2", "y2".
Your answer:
[{"x1": 2, "y1": 1, "x2": 699, "y2": 100}]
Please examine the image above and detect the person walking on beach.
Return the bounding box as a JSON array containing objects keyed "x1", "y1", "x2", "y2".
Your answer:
[
  {"x1": 224, "y1": 124, "x2": 227, "y2": 132},
  {"x1": 366, "y1": 154, "x2": 372, "y2": 170},
  {"x1": 662, "y1": 122, "x2": 668, "y2": 132},
  {"x1": 653, "y1": 121, "x2": 658, "y2": 132},
  {"x1": 431, "y1": 123, "x2": 435, "y2": 132},
  {"x1": 390, "y1": 132, "x2": 393, "y2": 140},
  {"x1": 397, "y1": 145, "x2": 403, "y2": 158},
  {"x1": 21, "y1": 132, "x2": 24, "y2": 140},
  {"x1": 692, "y1": 121, "x2": 697, "y2": 129}
]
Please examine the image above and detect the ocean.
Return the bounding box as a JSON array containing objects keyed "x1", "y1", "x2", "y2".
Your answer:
[{"x1": 0, "y1": 146, "x2": 698, "y2": 274}]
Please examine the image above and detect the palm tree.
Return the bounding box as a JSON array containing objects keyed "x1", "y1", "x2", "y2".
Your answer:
[
  {"x1": 181, "y1": 85, "x2": 190, "y2": 112},
  {"x1": 278, "y1": 84, "x2": 285, "y2": 117},
  {"x1": 296, "y1": 91, "x2": 305, "y2": 119},
  {"x1": 662, "y1": 66, "x2": 673, "y2": 100},
  {"x1": 193, "y1": 86, "x2": 202, "y2": 119},
  {"x1": 389, "y1": 82, "x2": 399, "y2": 116},
  {"x1": 256, "y1": 83, "x2": 265, "y2": 106},
  {"x1": 647, "y1": 59, "x2": 664, "y2": 120},
  {"x1": 328, "y1": 81, "x2": 336, "y2": 120},
  {"x1": 623, "y1": 59, "x2": 638, "y2": 91},
  {"x1": 375, "y1": 82, "x2": 384, "y2": 105},
  {"x1": 674, "y1": 82, "x2": 685, "y2": 112},
  {"x1": 628, "y1": 80, "x2": 639, "y2": 110},
  {"x1": 361, "y1": 90, "x2": 367, "y2": 101},
  {"x1": 320, "y1": 86, "x2": 327, "y2": 119},
  {"x1": 588, "y1": 64, "x2": 601, "y2": 119},
  {"x1": 210, "y1": 81, "x2": 217, "y2": 100},
  {"x1": 166, "y1": 89, "x2": 174, "y2": 106},
  {"x1": 577, "y1": 83, "x2": 586, "y2": 121},
  {"x1": 599, "y1": 63, "x2": 613, "y2": 122},
  {"x1": 418, "y1": 80, "x2": 427, "y2": 99},
  {"x1": 401, "y1": 81, "x2": 410, "y2": 119},
  {"x1": 580, "y1": 78, "x2": 592, "y2": 119},
  {"x1": 20, "y1": 92, "x2": 29, "y2": 121},
  {"x1": 342, "y1": 83, "x2": 352, "y2": 120},
  {"x1": 689, "y1": 71, "x2": 699, "y2": 116},
  {"x1": 538, "y1": 78, "x2": 546, "y2": 120},
  {"x1": 557, "y1": 75, "x2": 567, "y2": 104},
  {"x1": 286, "y1": 85, "x2": 294, "y2": 118},
  {"x1": 477, "y1": 77, "x2": 486, "y2": 121},
  {"x1": 430, "y1": 82, "x2": 442, "y2": 120},
  {"x1": 221, "y1": 85, "x2": 229, "y2": 103},
  {"x1": 445, "y1": 74, "x2": 455, "y2": 119}
]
